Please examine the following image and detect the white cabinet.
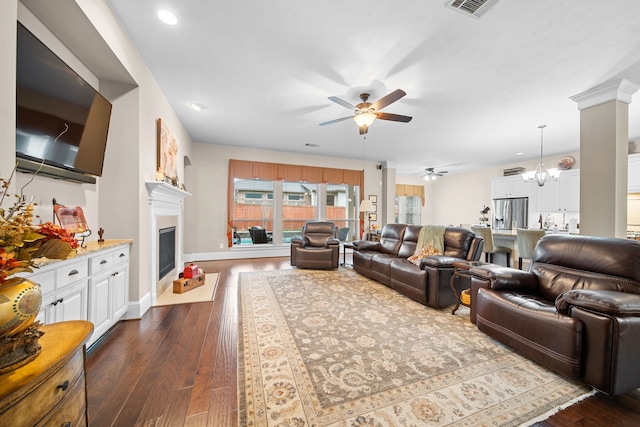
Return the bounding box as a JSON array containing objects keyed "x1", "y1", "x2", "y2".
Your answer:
[
  {"x1": 560, "y1": 169, "x2": 580, "y2": 212},
  {"x1": 629, "y1": 153, "x2": 640, "y2": 192},
  {"x1": 21, "y1": 241, "x2": 131, "y2": 348},
  {"x1": 536, "y1": 169, "x2": 580, "y2": 213},
  {"x1": 87, "y1": 245, "x2": 130, "y2": 346},
  {"x1": 492, "y1": 176, "x2": 531, "y2": 198},
  {"x1": 29, "y1": 259, "x2": 89, "y2": 326}
]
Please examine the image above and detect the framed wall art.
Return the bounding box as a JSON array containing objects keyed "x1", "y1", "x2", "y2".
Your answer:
[
  {"x1": 157, "y1": 118, "x2": 179, "y2": 181},
  {"x1": 369, "y1": 213, "x2": 377, "y2": 222},
  {"x1": 368, "y1": 195, "x2": 377, "y2": 203}
]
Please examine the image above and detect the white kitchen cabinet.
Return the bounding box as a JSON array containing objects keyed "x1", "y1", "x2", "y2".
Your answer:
[
  {"x1": 536, "y1": 169, "x2": 580, "y2": 213},
  {"x1": 629, "y1": 153, "x2": 640, "y2": 192},
  {"x1": 560, "y1": 169, "x2": 580, "y2": 212},
  {"x1": 491, "y1": 175, "x2": 531, "y2": 198}
]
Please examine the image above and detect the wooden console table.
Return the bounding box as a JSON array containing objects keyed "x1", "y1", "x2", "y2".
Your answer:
[{"x1": 0, "y1": 321, "x2": 93, "y2": 426}]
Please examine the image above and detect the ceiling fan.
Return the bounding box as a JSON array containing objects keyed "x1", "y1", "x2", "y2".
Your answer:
[
  {"x1": 423, "y1": 167, "x2": 448, "y2": 181},
  {"x1": 319, "y1": 89, "x2": 412, "y2": 135}
]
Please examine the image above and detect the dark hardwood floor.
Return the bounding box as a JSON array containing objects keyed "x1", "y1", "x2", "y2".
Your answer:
[{"x1": 85, "y1": 256, "x2": 640, "y2": 426}]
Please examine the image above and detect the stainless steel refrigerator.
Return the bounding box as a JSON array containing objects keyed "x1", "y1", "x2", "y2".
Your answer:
[{"x1": 493, "y1": 197, "x2": 528, "y2": 230}]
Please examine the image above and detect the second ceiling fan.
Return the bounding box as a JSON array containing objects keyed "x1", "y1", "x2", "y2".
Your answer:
[{"x1": 320, "y1": 89, "x2": 412, "y2": 135}]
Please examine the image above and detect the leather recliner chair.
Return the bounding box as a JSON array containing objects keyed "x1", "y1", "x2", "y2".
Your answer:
[
  {"x1": 469, "y1": 234, "x2": 640, "y2": 395},
  {"x1": 290, "y1": 221, "x2": 340, "y2": 269}
]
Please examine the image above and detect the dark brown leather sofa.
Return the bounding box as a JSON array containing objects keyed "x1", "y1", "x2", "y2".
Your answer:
[
  {"x1": 353, "y1": 224, "x2": 484, "y2": 307},
  {"x1": 290, "y1": 221, "x2": 340, "y2": 269},
  {"x1": 469, "y1": 234, "x2": 640, "y2": 395}
]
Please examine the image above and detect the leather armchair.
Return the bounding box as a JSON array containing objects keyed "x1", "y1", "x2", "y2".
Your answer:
[
  {"x1": 290, "y1": 221, "x2": 340, "y2": 269},
  {"x1": 469, "y1": 234, "x2": 640, "y2": 395}
]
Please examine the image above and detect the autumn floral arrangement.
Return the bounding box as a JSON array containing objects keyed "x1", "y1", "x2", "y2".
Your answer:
[{"x1": 0, "y1": 168, "x2": 78, "y2": 284}]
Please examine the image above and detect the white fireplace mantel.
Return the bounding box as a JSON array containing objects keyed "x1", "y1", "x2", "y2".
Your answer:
[
  {"x1": 146, "y1": 181, "x2": 191, "y2": 207},
  {"x1": 146, "y1": 181, "x2": 191, "y2": 305}
]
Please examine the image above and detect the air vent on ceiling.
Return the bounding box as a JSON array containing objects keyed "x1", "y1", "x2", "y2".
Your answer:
[{"x1": 445, "y1": 0, "x2": 500, "y2": 18}]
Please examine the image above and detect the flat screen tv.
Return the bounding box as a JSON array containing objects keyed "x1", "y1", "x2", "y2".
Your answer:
[{"x1": 15, "y1": 22, "x2": 112, "y2": 184}]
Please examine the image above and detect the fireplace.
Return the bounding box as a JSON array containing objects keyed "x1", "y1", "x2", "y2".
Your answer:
[
  {"x1": 158, "y1": 226, "x2": 176, "y2": 280},
  {"x1": 146, "y1": 181, "x2": 190, "y2": 306}
]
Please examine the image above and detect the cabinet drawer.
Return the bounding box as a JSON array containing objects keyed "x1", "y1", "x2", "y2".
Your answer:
[
  {"x1": 0, "y1": 349, "x2": 83, "y2": 426},
  {"x1": 26, "y1": 270, "x2": 56, "y2": 296},
  {"x1": 113, "y1": 246, "x2": 130, "y2": 264},
  {"x1": 56, "y1": 260, "x2": 88, "y2": 289},
  {"x1": 36, "y1": 374, "x2": 86, "y2": 427},
  {"x1": 89, "y1": 252, "x2": 114, "y2": 274}
]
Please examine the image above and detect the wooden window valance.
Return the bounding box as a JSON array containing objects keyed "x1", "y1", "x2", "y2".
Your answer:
[
  {"x1": 396, "y1": 184, "x2": 425, "y2": 206},
  {"x1": 229, "y1": 159, "x2": 363, "y2": 186}
]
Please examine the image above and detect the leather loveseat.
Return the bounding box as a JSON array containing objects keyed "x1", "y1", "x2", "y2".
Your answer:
[
  {"x1": 469, "y1": 234, "x2": 640, "y2": 395},
  {"x1": 353, "y1": 224, "x2": 484, "y2": 307}
]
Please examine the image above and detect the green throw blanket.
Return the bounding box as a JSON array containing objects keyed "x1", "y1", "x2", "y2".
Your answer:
[{"x1": 415, "y1": 225, "x2": 446, "y2": 254}]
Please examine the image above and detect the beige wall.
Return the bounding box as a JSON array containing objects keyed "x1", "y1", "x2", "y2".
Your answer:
[
  {"x1": 183, "y1": 143, "x2": 381, "y2": 257},
  {"x1": 1, "y1": 0, "x2": 195, "y2": 317}
]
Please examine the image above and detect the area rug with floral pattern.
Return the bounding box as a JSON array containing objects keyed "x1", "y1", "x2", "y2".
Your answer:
[{"x1": 238, "y1": 268, "x2": 594, "y2": 426}]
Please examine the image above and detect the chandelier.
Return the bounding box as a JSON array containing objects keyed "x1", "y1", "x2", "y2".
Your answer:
[{"x1": 521, "y1": 125, "x2": 561, "y2": 186}]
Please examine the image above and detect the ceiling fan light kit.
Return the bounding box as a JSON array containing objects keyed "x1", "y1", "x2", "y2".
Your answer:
[
  {"x1": 320, "y1": 89, "x2": 412, "y2": 135},
  {"x1": 424, "y1": 167, "x2": 448, "y2": 181}
]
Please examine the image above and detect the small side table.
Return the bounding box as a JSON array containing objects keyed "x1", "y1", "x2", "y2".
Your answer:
[
  {"x1": 449, "y1": 261, "x2": 486, "y2": 314},
  {"x1": 341, "y1": 242, "x2": 355, "y2": 267}
]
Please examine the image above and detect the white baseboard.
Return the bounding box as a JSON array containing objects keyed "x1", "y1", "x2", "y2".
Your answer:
[
  {"x1": 185, "y1": 246, "x2": 290, "y2": 261},
  {"x1": 126, "y1": 292, "x2": 151, "y2": 319}
]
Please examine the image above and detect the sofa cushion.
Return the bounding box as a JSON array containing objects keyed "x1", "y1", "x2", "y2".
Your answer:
[
  {"x1": 532, "y1": 235, "x2": 640, "y2": 301},
  {"x1": 442, "y1": 227, "x2": 475, "y2": 258},
  {"x1": 379, "y1": 223, "x2": 406, "y2": 255},
  {"x1": 372, "y1": 254, "x2": 397, "y2": 287},
  {"x1": 390, "y1": 258, "x2": 428, "y2": 304},
  {"x1": 397, "y1": 225, "x2": 423, "y2": 258},
  {"x1": 476, "y1": 288, "x2": 583, "y2": 379}
]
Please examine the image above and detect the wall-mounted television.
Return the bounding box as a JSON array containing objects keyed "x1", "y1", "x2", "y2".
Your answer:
[{"x1": 16, "y1": 22, "x2": 112, "y2": 184}]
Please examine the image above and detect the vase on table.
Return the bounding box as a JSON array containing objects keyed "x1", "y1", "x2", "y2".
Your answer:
[{"x1": 0, "y1": 278, "x2": 44, "y2": 374}]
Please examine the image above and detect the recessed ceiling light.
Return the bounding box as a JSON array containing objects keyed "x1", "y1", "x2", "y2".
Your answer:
[
  {"x1": 188, "y1": 102, "x2": 204, "y2": 111},
  {"x1": 157, "y1": 10, "x2": 177, "y2": 25},
  {"x1": 516, "y1": 152, "x2": 524, "y2": 156}
]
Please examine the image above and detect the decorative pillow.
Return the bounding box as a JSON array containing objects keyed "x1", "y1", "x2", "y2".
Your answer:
[{"x1": 408, "y1": 244, "x2": 442, "y2": 265}]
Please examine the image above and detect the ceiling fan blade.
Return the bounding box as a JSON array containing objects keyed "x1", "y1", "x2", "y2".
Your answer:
[
  {"x1": 319, "y1": 116, "x2": 354, "y2": 126},
  {"x1": 376, "y1": 112, "x2": 412, "y2": 123},
  {"x1": 371, "y1": 89, "x2": 406, "y2": 111},
  {"x1": 328, "y1": 96, "x2": 357, "y2": 110},
  {"x1": 359, "y1": 126, "x2": 368, "y2": 135}
]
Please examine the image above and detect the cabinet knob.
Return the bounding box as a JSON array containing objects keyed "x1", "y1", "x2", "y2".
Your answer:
[
  {"x1": 100, "y1": 259, "x2": 108, "y2": 264},
  {"x1": 68, "y1": 269, "x2": 79, "y2": 276},
  {"x1": 57, "y1": 380, "x2": 69, "y2": 391},
  {"x1": 119, "y1": 253, "x2": 125, "y2": 258},
  {"x1": 112, "y1": 271, "x2": 119, "y2": 277}
]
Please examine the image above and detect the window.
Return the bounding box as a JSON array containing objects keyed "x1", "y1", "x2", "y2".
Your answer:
[
  {"x1": 227, "y1": 160, "x2": 364, "y2": 247},
  {"x1": 396, "y1": 195, "x2": 421, "y2": 225},
  {"x1": 232, "y1": 179, "x2": 274, "y2": 245}
]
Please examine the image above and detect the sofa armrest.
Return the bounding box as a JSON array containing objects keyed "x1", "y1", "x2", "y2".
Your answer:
[
  {"x1": 291, "y1": 236, "x2": 306, "y2": 246},
  {"x1": 468, "y1": 265, "x2": 538, "y2": 291},
  {"x1": 352, "y1": 240, "x2": 381, "y2": 251},
  {"x1": 326, "y1": 237, "x2": 340, "y2": 247},
  {"x1": 556, "y1": 290, "x2": 640, "y2": 316},
  {"x1": 420, "y1": 255, "x2": 465, "y2": 269}
]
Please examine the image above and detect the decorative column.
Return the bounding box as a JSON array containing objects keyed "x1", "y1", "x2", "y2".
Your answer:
[
  {"x1": 570, "y1": 79, "x2": 638, "y2": 238},
  {"x1": 381, "y1": 161, "x2": 397, "y2": 225}
]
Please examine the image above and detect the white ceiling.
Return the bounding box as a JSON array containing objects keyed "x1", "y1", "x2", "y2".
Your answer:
[{"x1": 105, "y1": 0, "x2": 640, "y2": 176}]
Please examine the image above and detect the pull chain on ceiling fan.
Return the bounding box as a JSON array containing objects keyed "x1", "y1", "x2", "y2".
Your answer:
[{"x1": 319, "y1": 89, "x2": 412, "y2": 135}]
